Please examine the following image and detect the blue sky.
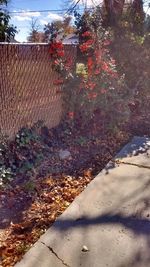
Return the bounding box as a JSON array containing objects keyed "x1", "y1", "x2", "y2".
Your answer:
[
  {"x1": 7, "y1": 0, "x2": 150, "y2": 42},
  {"x1": 8, "y1": 0, "x2": 103, "y2": 42},
  {"x1": 8, "y1": 0, "x2": 68, "y2": 42}
]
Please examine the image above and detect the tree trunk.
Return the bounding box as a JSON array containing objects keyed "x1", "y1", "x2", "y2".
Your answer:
[{"x1": 104, "y1": 0, "x2": 125, "y2": 25}]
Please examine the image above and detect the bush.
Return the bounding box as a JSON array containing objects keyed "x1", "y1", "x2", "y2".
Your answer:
[
  {"x1": 49, "y1": 9, "x2": 130, "y2": 132},
  {"x1": 111, "y1": 32, "x2": 150, "y2": 115},
  {"x1": 0, "y1": 121, "x2": 46, "y2": 187}
]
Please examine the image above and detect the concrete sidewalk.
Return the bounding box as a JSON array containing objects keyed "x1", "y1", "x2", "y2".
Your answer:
[{"x1": 15, "y1": 137, "x2": 150, "y2": 267}]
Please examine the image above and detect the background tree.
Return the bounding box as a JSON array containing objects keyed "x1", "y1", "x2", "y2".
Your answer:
[
  {"x1": 43, "y1": 16, "x2": 75, "y2": 42},
  {"x1": 43, "y1": 20, "x2": 63, "y2": 42},
  {"x1": 63, "y1": 16, "x2": 75, "y2": 34},
  {"x1": 128, "y1": 0, "x2": 145, "y2": 34},
  {"x1": 0, "y1": 0, "x2": 17, "y2": 42},
  {"x1": 103, "y1": 0, "x2": 125, "y2": 26},
  {"x1": 27, "y1": 17, "x2": 45, "y2": 43}
]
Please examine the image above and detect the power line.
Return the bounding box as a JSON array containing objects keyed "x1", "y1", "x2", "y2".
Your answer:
[
  {"x1": 7, "y1": 4, "x2": 150, "y2": 16},
  {"x1": 8, "y1": 1, "x2": 83, "y2": 16},
  {"x1": 9, "y1": 6, "x2": 91, "y2": 16},
  {"x1": 9, "y1": 8, "x2": 68, "y2": 14},
  {"x1": 66, "y1": 0, "x2": 81, "y2": 14}
]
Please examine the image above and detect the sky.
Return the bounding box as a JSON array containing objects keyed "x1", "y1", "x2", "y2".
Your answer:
[
  {"x1": 7, "y1": 0, "x2": 99, "y2": 42},
  {"x1": 6, "y1": 0, "x2": 150, "y2": 42},
  {"x1": 8, "y1": 0, "x2": 68, "y2": 42}
]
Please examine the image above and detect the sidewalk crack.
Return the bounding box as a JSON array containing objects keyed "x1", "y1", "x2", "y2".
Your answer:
[
  {"x1": 115, "y1": 160, "x2": 150, "y2": 169},
  {"x1": 41, "y1": 241, "x2": 70, "y2": 267}
]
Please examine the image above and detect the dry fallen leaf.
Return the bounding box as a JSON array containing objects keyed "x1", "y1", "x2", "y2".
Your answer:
[{"x1": 0, "y1": 129, "x2": 130, "y2": 266}]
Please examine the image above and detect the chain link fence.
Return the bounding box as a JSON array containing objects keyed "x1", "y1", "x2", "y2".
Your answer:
[{"x1": 0, "y1": 43, "x2": 77, "y2": 138}]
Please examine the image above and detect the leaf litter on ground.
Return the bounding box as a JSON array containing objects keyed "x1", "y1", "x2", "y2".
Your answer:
[{"x1": 0, "y1": 126, "x2": 130, "y2": 267}]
